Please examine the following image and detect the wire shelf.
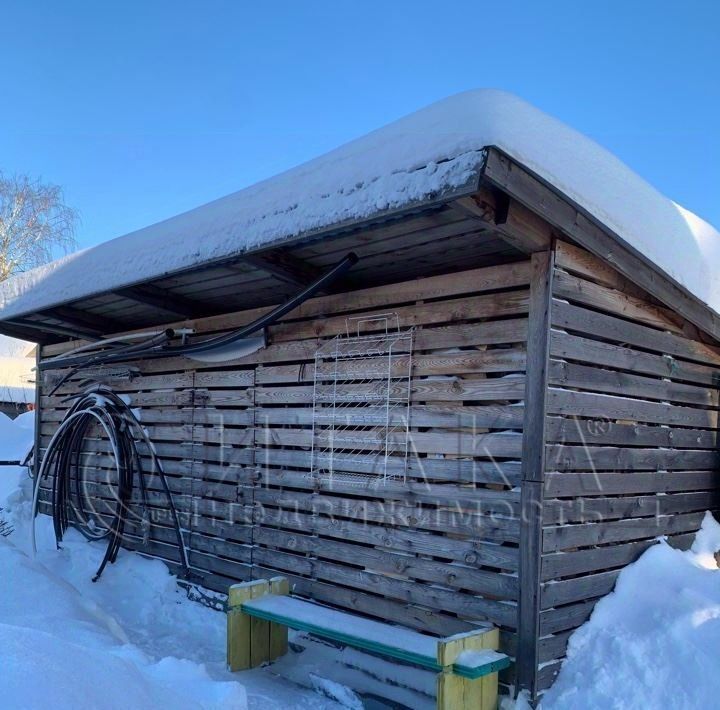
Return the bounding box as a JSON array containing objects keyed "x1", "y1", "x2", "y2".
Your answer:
[{"x1": 310, "y1": 313, "x2": 413, "y2": 487}]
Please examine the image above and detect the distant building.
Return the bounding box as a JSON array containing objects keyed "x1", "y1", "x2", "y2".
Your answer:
[{"x1": 0, "y1": 336, "x2": 35, "y2": 418}]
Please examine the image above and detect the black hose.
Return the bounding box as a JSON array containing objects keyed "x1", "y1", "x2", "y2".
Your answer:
[
  {"x1": 36, "y1": 384, "x2": 189, "y2": 582},
  {"x1": 158, "y1": 250, "x2": 358, "y2": 358},
  {"x1": 42, "y1": 252, "x2": 358, "y2": 373},
  {"x1": 46, "y1": 330, "x2": 175, "y2": 394},
  {"x1": 34, "y1": 252, "x2": 359, "y2": 580}
]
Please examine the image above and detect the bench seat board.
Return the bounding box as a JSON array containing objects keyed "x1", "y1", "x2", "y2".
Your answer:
[{"x1": 241, "y1": 594, "x2": 510, "y2": 678}]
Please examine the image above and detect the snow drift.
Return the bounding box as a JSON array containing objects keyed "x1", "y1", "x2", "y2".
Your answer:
[
  {"x1": 0, "y1": 463, "x2": 352, "y2": 709},
  {"x1": 0, "y1": 411, "x2": 34, "y2": 462},
  {"x1": 542, "y1": 513, "x2": 720, "y2": 709},
  {"x1": 0, "y1": 537, "x2": 248, "y2": 710}
]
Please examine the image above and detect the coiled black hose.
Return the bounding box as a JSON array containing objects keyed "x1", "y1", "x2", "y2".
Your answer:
[
  {"x1": 32, "y1": 384, "x2": 190, "y2": 582},
  {"x1": 31, "y1": 252, "x2": 360, "y2": 580}
]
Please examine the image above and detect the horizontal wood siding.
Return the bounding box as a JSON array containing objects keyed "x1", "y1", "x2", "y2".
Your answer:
[
  {"x1": 536, "y1": 241, "x2": 720, "y2": 691},
  {"x1": 37, "y1": 240, "x2": 717, "y2": 697},
  {"x1": 37, "y1": 261, "x2": 530, "y2": 664}
]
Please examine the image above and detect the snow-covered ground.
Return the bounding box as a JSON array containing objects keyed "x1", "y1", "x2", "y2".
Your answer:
[
  {"x1": 0, "y1": 410, "x2": 34, "y2": 461},
  {"x1": 2, "y1": 412, "x2": 719, "y2": 709},
  {"x1": 0, "y1": 413, "x2": 351, "y2": 709},
  {"x1": 0, "y1": 465, "x2": 352, "y2": 709}
]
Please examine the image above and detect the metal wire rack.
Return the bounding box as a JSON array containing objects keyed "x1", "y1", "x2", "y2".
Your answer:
[{"x1": 310, "y1": 313, "x2": 414, "y2": 487}]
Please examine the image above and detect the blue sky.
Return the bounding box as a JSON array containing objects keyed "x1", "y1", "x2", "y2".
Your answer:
[{"x1": 1, "y1": 0, "x2": 718, "y2": 252}]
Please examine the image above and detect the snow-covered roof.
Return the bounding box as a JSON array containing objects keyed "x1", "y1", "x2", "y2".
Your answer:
[{"x1": 0, "y1": 89, "x2": 717, "y2": 321}]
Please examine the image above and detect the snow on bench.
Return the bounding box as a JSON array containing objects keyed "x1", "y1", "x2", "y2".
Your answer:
[
  {"x1": 227, "y1": 578, "x2": 509, "y2": 709},
  {"x1": 243, "y1": 593, "x2": 508, "y2": 678}
]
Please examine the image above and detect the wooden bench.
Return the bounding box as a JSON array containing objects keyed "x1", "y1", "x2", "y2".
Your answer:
[{"x1": 227, "y1": 577, "x2": 510, "y2": 710}]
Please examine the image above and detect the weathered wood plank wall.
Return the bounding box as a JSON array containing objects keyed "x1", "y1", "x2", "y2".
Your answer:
[
  {"x1": 34, "y1": 240, "x2": 720, "y2": 700},
  {"x1": 535, "y1": 240, "x2": 720, "y2": 692},
  {"x1": 36, "y1": 260, "x2": 531, "y2": 685}
]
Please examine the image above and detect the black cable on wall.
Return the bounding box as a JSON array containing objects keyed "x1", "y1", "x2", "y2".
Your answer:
[{"x1": 32, "y1": 385, "x2": 189, "y2": 581}]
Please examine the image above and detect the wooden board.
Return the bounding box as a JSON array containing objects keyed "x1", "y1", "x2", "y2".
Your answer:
[{"x1": 517, "y1": 250, "x2": 554, "y2": 697}]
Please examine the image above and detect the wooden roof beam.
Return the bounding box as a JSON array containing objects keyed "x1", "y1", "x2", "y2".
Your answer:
[
  {"x1": 241, "y1": 249, "x2": 329, "y2": 291},
  {"x1": 452, "y1": 186, "x2": 554, "y2": 254},
  {"x1": 42, "y1": 305, "x2": 128, "y2": 337},
  {"x1": 115, "y1": 284, "x2": 212, "y2": 319},
  {"x1": 0, "y1": 319, "x2": 54, "y2": 344},
  {"x1": 6, "y1": 317, "x2": 101, "y2": 341}
]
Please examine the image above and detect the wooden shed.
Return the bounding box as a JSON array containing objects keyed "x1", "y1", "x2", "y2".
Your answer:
[{"x1": 2, "y1": 90, "x2": 718, "y2": 703}]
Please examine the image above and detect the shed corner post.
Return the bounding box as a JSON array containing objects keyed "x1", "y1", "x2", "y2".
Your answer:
[
  {"x1": 33, "y1": 345, "x2": 43, "y2": 480},
  {"x1": 517, "y1": 248, "x2": 555, "y2": 703}
]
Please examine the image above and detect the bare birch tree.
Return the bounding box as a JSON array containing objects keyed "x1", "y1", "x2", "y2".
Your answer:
[{"x1": 0, "y1": 173, "x2": 78, "y2": 281}]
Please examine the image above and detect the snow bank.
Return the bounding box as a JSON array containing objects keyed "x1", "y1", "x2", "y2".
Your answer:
[
  {"x1": 0, "y1": 469, "x2": 346, "y2": 709},
  {"x1": 0, "y1": 539, "x2": 248, "y2": 710},
  {"x1": 0, "y1": 89, "x2": 717, "y2": 321},
  {"x1": 0, "y1": 410, "x2": 34, "y2": 461},
  {"x1": 542, "y1": 513, "x2": 720, "y2": 709}
]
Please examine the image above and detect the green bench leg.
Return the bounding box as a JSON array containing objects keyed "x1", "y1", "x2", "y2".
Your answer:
[
  {"x1": 227, "y1": 576, "x2": 289, "y2": 671},
  {"x1": 436, "y1": 628, "x2": 500, "y2": 710}
]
